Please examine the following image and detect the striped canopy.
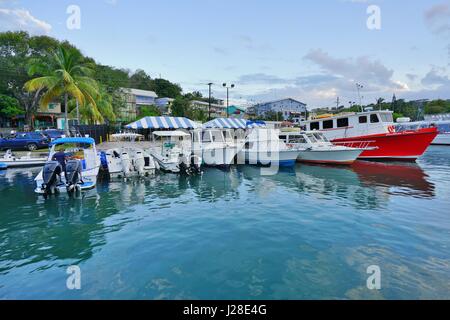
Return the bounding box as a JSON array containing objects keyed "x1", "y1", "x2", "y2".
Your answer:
[
  {"x1": 203, "y1": 118, "x2": 266, "y2": 129},
  {"x1": 125, "y1": 117, "x2": 200, "y2": 130}
]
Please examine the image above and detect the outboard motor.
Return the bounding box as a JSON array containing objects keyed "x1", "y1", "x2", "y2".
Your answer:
[
  {"x1": 65, "y1": 160, "x2": 82, "y2": 193},
  {"x1": 41, "y1": 161, "x2": 62, "y2": 196},
  {"x1": 133, "y1": 150, "x2": 145, "y2": 176},
  {"x1": 190, "y1": 155, "x2": 202, "y2": 175},
  {"x1": 121, "y1": 151, "x2": 132, "y2": 178}
]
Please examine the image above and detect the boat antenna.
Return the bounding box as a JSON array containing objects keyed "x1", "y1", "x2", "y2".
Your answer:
[{"x1": 356, "y1": 83, "x2": 364, "y2": 112}]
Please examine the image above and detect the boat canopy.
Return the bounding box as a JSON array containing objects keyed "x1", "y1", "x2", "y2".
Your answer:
[
  {"x1": 125, "y1": 116, "x2": 200, "y2": 130},
  {"x1": 51, "y1": 137, "x2": 95, "y2": 146},
  {"x1": 153, "y1": 131, "x2": 190, "y2": 137},
  {"x1": 203, "y1": 118, "x2": 266, "y2": 129}
]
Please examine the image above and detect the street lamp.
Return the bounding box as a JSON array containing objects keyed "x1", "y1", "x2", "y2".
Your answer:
[
  {"x1": 356, "y1": 83, "x2": 364, "y2": 112},
  {"x1": 223, "y1": 83, "x2": 235, "y2": 117},
  {"x1": 207, "y1": 83, "x2": 213, "y2": 120}
]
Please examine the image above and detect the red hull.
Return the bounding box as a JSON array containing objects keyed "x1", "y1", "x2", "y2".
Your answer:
[{"x1": 332, "y1": 128, "x2": 438, "y2": 161}]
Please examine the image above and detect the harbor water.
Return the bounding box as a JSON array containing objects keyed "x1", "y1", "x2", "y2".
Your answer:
[{"x1": 0, "y1": 146, "x2": 449, "y2": 299}]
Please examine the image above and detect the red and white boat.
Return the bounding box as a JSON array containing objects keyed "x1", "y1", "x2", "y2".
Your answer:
[{"x1": 301, "y1": 110, "x2": 438, "y2": 161}]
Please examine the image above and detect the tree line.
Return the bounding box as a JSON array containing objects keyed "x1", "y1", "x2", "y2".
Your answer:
[{"x1": 0, "y1": 31, "x2": 217, "y2": 130}]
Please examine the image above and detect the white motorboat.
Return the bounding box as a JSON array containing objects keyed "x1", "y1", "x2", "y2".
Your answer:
[
  {"x1": 34, "y1": 137, "x2": 101, "y2": 195},
  {"x1": 279, "y1": 130, "x2": 364, "y2": 165},
  {"x1": 196, "y1": 129, "x2": 240, "y2": 166},
  {"x1": 0, "y1": 150, "x2": 47, "y2": 168},
  {"x1": 105, "y1": 147, "x2": 156, "y2": 178},
  {"x1": 149, "y1": 131, "x2": 201, "y2": 174},
  {"x1": 237, "y1": 128, "x2": 299, "y2": 167},
  {"x1": 395, "y1": 120, "x2": 450, "y2": 146}
]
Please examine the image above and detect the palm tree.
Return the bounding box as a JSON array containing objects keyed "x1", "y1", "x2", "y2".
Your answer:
[
  {"x1": 69, "y1": 86, "x2": 116, "y2": 124},
  {"x1": 24, "y1": 45, "x2": 99, "y2": 134}
]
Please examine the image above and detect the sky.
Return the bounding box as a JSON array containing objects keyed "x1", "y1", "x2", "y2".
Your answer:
[{"x1": 0, "y1": 0, "x2": 449, "y2": 109}]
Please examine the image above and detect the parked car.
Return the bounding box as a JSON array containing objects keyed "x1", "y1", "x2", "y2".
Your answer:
[
  {"x1": 0, "y1": 132, "x2": 50, "y2": 151},
  {"x1": 43, "y1": 129, "x2": 65, "y2": 141}
]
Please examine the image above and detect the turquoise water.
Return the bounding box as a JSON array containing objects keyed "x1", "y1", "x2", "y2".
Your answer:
[{"x1": 0, "y1": 146, "x2": 449, "y2": 300}]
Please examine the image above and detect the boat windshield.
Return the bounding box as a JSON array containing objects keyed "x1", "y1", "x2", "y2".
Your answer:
[
  {"x1": 306, "y1": 133, "x2": 318, "y2": 143},
  {"x1": 436, "y1": 123, "x2": 450, "y2": 133},
  {"x1": 223, "y1": 130, "x2": 234, "y2": 143},
  {"x1": 380, "y1": 113, "x2": 394, "y2": 123},
  {"x1": 286, "y1": 135, "x2": 307, "y2": 144},
  {"x1": 313, "y1": 133, "x2": 328, "y2": 142}
]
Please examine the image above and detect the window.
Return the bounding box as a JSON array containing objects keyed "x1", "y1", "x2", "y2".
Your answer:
[
  {"x1": 370, "y1": 114, "x2": 380, "y2": 123},
  {"x1": 279, "y1": 135, "x2": 287, "y2": 142},
  {"x1": 380, "y1": 113, "x2": 393, "y2": 123},
  {"x1": 306, "y1": 133, "x2": 318, "y2": 143},
  {"x1": 323, "y1": 120, "x2": 334, "y2": 129},
  {"x1": 359, "y1": 116, "x2": 368, "y2": 123},
  {"x1": 310, "y1": 122, "x2": 320, "y2": 130},
  {"x1": 337, "y1": 118, "x2": 349, "y2": 128}
]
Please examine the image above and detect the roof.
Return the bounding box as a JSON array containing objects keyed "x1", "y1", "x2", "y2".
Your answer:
[
  {"x1": 153, "y1": 131, "x2": 190, "y2": 137},
  {"x1": 51, "y1": 137, "x2": 95, "y2": 145},
  {"x1": 203, "y1": 118, "x2": 266, "y2": 129},
  {"x1": 125, "y1": 116, "x2": 200, "y2": 129},
  {"x1": 120, "y1": 88, "x2": 158, "y2": 98},
  {"x1": 254, "y1": 98, "x2": 307, "y2": 107}
]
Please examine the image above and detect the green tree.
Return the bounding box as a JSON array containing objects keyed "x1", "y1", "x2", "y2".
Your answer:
[
  {"x1": 425, "y1": 99, "x2": 449, "y2": 115},
  {"x1": 170, "y1": 96, "x2": 190, "y2": 117},
  {"x1": 138, "y1": 105, "x2": 161, "y2": 118},
  {"x1": 129, "y1": 69, "x2": 153, "y2": 91},
  {"x1": 151, "y1": 78, "x2": 182, "y2": 98},
  {"x1": 0, "y1": 94, "x2": 24, "y2": 118},
  {"x1": 24, "y1": 46, "x2": 99, "y2": 134}
]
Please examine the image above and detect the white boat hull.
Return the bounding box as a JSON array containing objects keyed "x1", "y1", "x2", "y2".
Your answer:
[
  {"x1": 202, "y1": 146, "x2": 238, "y2": 166},
  {"x1": 297, "y1": 148, "x2": 363, "y2": 164},
  {"x1": 432, "y1": 133, "x2": 450, "y2": 145},
  {"x1": 239, "y1": 149, "x2": 299, "y2": 167},
  {"x1": 34, "y1": 166, "x2": 100, "y2": 194},
  {"x1": 0, "y1": 158, "x2": 47, "y2": 168}
]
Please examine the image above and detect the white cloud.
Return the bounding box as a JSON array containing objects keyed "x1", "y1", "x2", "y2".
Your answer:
[
  {"x1": 424, "y1": 2, "x2": 450, "y2": 36},
  {"x1": 0, "y1": 8, "x2": 52, "y2": 35}
]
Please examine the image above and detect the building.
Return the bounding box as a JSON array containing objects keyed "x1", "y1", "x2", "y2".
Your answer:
[
  {"x1": 226, "y1": 105, "x2": 247, "y2": 118},
  {"x1": 190, "y1": 100, "x2": 226, "y2": 118},
  {"x1": 251, "y1": 98, "x2": 307, "y2": 122},
  {"x1": 119, "y1": 88, "x2": 158, "y2": 122},
  {"x1": 155, "y1": 97, "x2": 175, "y2": 115},
  {"x1": 34, "y1": 102, "x2": 65, "y2": 129}
]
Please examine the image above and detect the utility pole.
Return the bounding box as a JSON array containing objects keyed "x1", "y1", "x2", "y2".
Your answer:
[{"x1": 207, "y1": 83, "x2": 213, "y2": 120}]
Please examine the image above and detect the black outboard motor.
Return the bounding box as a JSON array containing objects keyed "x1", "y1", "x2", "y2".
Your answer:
[
  {"x1": 41, "y1": 161, "x2": 62, "y2": 196},
  {"x1": 65, "y1": 160, "x2": 83, "y2": 193}
]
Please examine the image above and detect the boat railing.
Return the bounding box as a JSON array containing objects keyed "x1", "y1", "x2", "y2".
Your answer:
[{"x1": 332, "y1": 140, "x2": 377, "y2": 150}]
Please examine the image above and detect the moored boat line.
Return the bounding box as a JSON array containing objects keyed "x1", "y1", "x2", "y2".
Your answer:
[{"x1": 301, "y1": 110, "x2": 438, "y2": 161}]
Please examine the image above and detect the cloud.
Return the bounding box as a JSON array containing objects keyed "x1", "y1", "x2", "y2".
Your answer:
[
  {"x1": 421, "y1": 66, "x2": 450, "y2": 88},
  {"x1": 0, "y1": 8, "x2": 51, "y2": 35},
  {"x1": 237, "y1": 35, "x2": 273, "y2": 52},
  {"x1": 304, "y1": 49, "x2": 395, "y2": 89},
  {"x1": 424, "y1": 3, "x2": 450, "y2": 36},
  {"x1": 238, "y1": 73, "x2": 290, "y2": 85}
]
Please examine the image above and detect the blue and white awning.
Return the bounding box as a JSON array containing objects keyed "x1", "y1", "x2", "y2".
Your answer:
[
  {"x1": 125, "y1": 117, "x2": 200, "y2": 130},
  {"x1": 203, "y1": 118, "x2": 266, "y2": 129}
]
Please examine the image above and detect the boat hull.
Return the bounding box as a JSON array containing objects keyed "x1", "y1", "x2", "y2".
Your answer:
[
  {"x1": 432, "y1": 133, "x2": 450, "y2": 145},
  {"x1": 0, "y1": 159, "x2": 47, "y2": 168},
  {"x1": 297, "y1": 149, "x2": 363, "y2": 165},
  {"x1": 239, "y1": 150, "x2": 299, "y2": 167},
  {"x1": 202, "y1": 146, "x2": 238, "y2": 166},
  {"x1": 34, "y1": 166, "x2": 100, "y2": 194},
  {"x1": 332, "y1": 128, "x2": 438, "y2": 161}
]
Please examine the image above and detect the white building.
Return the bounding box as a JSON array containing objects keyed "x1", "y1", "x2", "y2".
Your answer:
[
  {"x1": 119, "y1": 88, "x2": 158, "y2": 122},
  {"x1": 191, "y1": 100, "x2": 226, "y2": 118},
  {"x1": 250, "y1": 98, "x2": 307, "y2": 122}
]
